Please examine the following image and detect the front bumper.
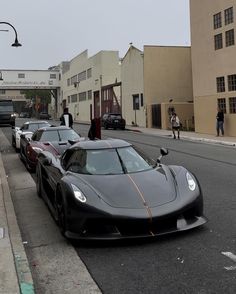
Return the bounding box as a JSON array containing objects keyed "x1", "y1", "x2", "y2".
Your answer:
[{"x1": 64, "y1": 198, "x2": 207, "y2": 240}]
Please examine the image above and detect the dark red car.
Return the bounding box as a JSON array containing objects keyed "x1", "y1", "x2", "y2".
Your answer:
[{"x1": 19, "y1": 126, "x2": 81, "y2": 171}]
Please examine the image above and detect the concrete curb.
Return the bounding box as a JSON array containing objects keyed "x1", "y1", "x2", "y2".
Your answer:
[
  {"x1": 125, "y1": 128, "x2": 236, "y2": 147},
  {"x1": 0, "y1": 153, "x2": 35, "y2": 294}
]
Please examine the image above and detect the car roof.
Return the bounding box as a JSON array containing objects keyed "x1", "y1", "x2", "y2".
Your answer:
[
  {"x1": 24, "y1": 121, "x2": 49, "y2": 125},
  {"x1": 104, "y1": 113, "x2": 122, "y2": 115},
  {"x1": 38, "y1": 126, "x2": 72, "y2": 131},
  {"x1": 70, "y1": 138, "x2": 131, "y2": 150}
]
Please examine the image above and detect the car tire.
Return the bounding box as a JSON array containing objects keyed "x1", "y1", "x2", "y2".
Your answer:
[
  {"x1": 55, "y1": 187, "x2": 67, "y2": 237},
  {"x1": 36, "y1": 164, "x2": 42, "y2": 198},
  {"x1": 11, "y1": 135, "x2": 16, "y2": 148}
]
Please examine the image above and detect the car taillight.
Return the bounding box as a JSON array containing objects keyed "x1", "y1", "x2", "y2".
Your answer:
[{"x1": 26, "y1": 144, "x2": 37, "y2": 160}]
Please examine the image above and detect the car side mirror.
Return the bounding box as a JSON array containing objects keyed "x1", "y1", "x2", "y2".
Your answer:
[
  {"x1": 157, "y1": 148, "x2": 169, "y2": 166},
  {"x1": 160, "y1": 148, "x2": 168, "y2": 156}
]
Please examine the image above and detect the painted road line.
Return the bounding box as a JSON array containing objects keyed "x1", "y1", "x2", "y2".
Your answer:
[{"x1": 221, "y1": 252, "x2": 236, "y2": 271}]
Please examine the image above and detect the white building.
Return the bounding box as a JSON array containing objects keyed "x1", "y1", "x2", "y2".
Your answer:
[{"x1": 60, "y1": 50, "x2": 121, "y2": 123}]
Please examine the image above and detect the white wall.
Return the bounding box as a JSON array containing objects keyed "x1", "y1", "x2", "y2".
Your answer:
[
  {"x1": 0, "y1": 69, "x2": 60, "y2": 89},
  {"x1": 121, "y1": 46, "x2": 146, "y2": 127}
]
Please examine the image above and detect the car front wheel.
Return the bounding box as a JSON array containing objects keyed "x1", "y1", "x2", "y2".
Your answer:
[
  {"x1": 11, "y1": 135, "x2": 16, "y2": 148},
  {"x1": 36, "y1": 164, "x2": 42, "y2": 198},
  {"x1": 55, "y1": 187, "x2": 67, "y2": 237}
]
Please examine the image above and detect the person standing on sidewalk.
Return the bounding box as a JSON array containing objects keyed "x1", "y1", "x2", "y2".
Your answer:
[
  {"x1": 171, "y1": 112, "x2": 181, "y2": 139},
  {"x1": 60, "y1": 107, "x2": 73, "y2": 128},
  {"x1": 216, "y1": 107, "x2": 224, "y2": 136}
]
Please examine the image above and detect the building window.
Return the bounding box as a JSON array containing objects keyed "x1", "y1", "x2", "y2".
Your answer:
[
  {"x1": 217, "y1": 98, "x2": 226, "y2": 113},
  {"x1": 0, "y1": 90, "x2": 6, "y2": 94},
  {"x1": 50, "y1": 73, "x2": 57, "y2": 79},
  {"x1": 67, "y1": 79, "x2": 70, "y2": 86},
  {"x1": 79, "y1": 92, "x2": 86, "y2": 101},
  {"x1": 228, "y1": 74, "x2": 236, "y2": 91},
  {"x1": 78, "y1": 71, "x2": 86, "y2": 82},
  {"x1": 87, "y1": 90, "x2": 92, "y2": 100},
  {"x1": 71, "y1": 94, "x2": 77, "y2": 103},
  {"x1": 132, "y1": 94, "x2": 140, "y2": 110},
  {"x1": 229, "y1": 97, "x2": 236, "y2": 113},
  {"x1": 18, "y1": 73, "x2": 25, "y2": 78},
  {"x1": 71, "y1": 75, "x2": 77, "y2": 85},
  {"x1": 68, "y1": 96, "x2": 70, "y2": 104},
  {"x1": 140, "y1": 93, "x2": 144, "y2": 107},
  {"x1": 225, "y1": 7, "x2": 233, "y2": 25},
  {"x1": 87, "y1": 68, "x2": 92, "y2": 79},
  {"x1": 214, "y1": 33, "x2": 223, "y2": 50},
  {"x1": 216, "y1": 77, "x2": 225, "y2": 92},
  {"x1": 225, "y1": 29, "x2": 235, "y2": 47},
  {"x1": 213, "y1": 12, "x2": 222, "y2": 29}
]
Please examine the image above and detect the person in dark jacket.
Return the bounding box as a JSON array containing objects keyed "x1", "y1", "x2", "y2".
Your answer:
[
  {"x1": 88, "y1": 119, "x2": 96, "y2": 140},
  {"x1": 60, "y1": 107, "x2": 73, "y2": 128},
  {"x1": 216, "y1": 107, "x2": 224, "y2": 136}
]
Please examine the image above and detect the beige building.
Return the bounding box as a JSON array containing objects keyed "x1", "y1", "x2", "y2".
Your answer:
[
  {"x1": 144, "y1": 45, "x2": 193, "y2": 129},
  {"x1": 60, "y1": 50, "x2": 121, "y2": 123},
  {"x1": 190, "y1": 0, "x2": 236, "y2": 136},
  {"x1": 121, "y1": 45, "x2": 193, "y2": 129}
]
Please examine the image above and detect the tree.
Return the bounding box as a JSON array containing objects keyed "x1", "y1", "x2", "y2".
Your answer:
[{"x1": 22, "y1": 89, "x2": 51, "y2": 104}]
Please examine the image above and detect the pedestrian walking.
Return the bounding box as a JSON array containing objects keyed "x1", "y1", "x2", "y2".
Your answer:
[
  {"x1": 60, "y1": 107, "x2": 73, "y2": 128},
  {"x1": 88, "y1": 119, "x2": 96, "y2": 140},
  {"x1": 171, "y1": 112, "x2": 181, "y2": 139},
  {"x1": 216, "y1": 107, "x2": 224, "y2": 136}
]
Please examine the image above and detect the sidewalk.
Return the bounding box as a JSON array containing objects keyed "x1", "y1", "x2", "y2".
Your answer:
[
  {"x1": 0, "y1": 124, "x2": 236, "y2": 293},
  {"x1": 125, "y1": 125, "x2": 236, "y2": 147}
]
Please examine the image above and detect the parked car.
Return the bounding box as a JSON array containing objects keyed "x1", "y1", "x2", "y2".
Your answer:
[
  {"x1": 39, "y1": 112, "x2": 51, "y2": 120},
  {"x1": 0, "y1": 99, "x2": 16, "y2": 127},
  {"x1": 19, "y1": 112, "x2": 31, "y2": 118},
  {"x1": 12, "y1": 121, "x2": 51, "y2": 150},
  {"x1": 20, "y1": 126, "x2": 81, "y2": 171},
  {"x1": 36, "y1": 138, "x2": 207, "y2": 239},
  {"x1": 101, "y1": 113, "x2": 126, "y2": 130}
]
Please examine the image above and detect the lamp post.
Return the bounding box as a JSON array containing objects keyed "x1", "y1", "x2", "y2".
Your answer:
[{"x1": 0, "y1": 21, "x2": 22, "y2": 47}]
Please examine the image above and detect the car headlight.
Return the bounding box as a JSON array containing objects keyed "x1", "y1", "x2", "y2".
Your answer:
[
  {"x1": 31, "y1": 147, "x2": 43, "y2": 153},
  {"x1": 11, "y1": 113, "x2": 16, "y2": 117},
  {"x1": 186, "y1": 172, "x2": 196, "y2": 191},
  {"x1": 71, "y1": 184, "x2": 86, "y2": 203}
]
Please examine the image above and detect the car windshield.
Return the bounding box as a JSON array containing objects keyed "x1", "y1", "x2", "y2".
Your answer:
[
  {"x1": 38, "y1": 129, "x2": 80, "y2": 142},
  {"x1": 66, "y1": 146, "x2": 154, "y2": 175},
  {"x1": 58, "y1": 129, "x2": 80, "y2": 141},
  {"x1": 110, "y1": 114, "x2": 121, "y2": 119},
  {"x1": 0, "y1": 105, "x2": 13, "y2": 112},
  {"x1": 28, "y1": 123, "x2": 50, "y2": 132}
]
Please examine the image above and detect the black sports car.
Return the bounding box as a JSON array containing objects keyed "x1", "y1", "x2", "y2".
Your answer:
[{"x1": 36, "y1": 138, "x2": 207, "y2": 240}]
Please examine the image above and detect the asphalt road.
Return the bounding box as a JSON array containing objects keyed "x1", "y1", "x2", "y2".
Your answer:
[{"x1": 2, "y1": 118, "x2": 236, "y2": 294}]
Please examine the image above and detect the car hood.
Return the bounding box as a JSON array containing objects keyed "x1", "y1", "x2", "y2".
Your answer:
[{"x1": 78, "y1": 167, "x2": 177, "y2": 209}]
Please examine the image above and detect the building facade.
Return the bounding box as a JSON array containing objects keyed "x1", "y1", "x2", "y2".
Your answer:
[
  {"x1": 121, "y1": 45, "x2": 193, "y2": 129},
  {"x1": 190, "y1": 0, "x2": 236, "y2": 136},
  {"x1": 144, "y1": 45, "x2": 193, "y2": 129},
  {"x1": 121, "y1": 46, "x2": 145, "y2": 127},
  {"x1": 0, "y1": 69, "x2": 60, "y2": 115},
  {"x1": 60, "y1": 50, "x2": 121, "y2": 123}
]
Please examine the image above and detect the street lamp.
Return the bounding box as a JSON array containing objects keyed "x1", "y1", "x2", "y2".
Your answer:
[{"x1": 0, "y1": 21, "x2": 22, "y2": 47}]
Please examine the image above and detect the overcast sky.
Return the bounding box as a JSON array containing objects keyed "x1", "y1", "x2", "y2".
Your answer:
[{"x1": 0, "y1": 0, "x2": 190, "y2": 70}]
